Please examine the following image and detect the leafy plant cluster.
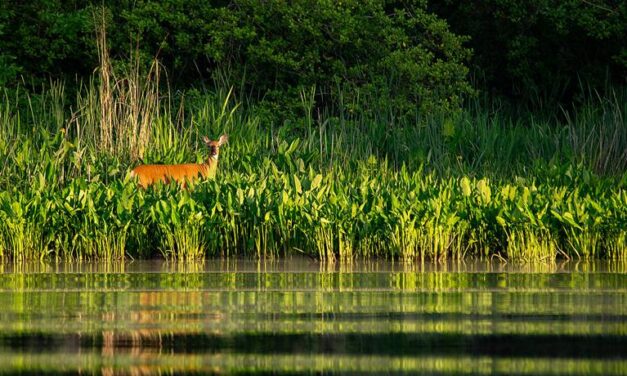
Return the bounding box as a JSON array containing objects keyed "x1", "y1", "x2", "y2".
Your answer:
[
  {"x1": 1, "y1": 153, "x2": 625, "y2": 262},
  {"x1": 0, "y1": 0, "x2": 472, "y2": 117}
]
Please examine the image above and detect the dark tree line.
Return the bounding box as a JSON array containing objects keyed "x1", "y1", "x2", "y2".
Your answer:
[{"x1": 1, "y1": 0, "x2": 625, "y2": 112}]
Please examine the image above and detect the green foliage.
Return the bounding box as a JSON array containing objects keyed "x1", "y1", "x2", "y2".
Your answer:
[
  {"x1": 3, "y1": 0, "x2": 626, "y2": 113},
  {"x1": 0, "y1": 83, "x2": 626, "y2": 261},
  {"x1": 118, "y1": 0, "x2": 473, "y2": 115},
  {"x1": 0, "y1": 1, "x2": 95, "y2": 85},
  {"x1": 1, "y1": 1, "x2": 472, "y2": 117},
  {"x1": 0, "y1": 154, "x2": 625, "y2": 262},
  {"x1": 431, "y1": 0, "x2": 627, "y2": 104}
]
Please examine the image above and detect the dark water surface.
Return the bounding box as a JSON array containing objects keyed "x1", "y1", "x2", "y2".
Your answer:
[{"x1": 0, "y1": 259, "x2": 625, "y2": 375}]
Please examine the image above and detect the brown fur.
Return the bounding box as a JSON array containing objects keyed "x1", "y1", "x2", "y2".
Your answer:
[{"x1": 131, "y1": 134, "x2": 227, "y2": 188}]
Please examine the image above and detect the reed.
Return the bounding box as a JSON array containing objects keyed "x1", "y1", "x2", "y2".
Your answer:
[{"x1": 92, "y1": 9, "x2": 161, "y2": 161}]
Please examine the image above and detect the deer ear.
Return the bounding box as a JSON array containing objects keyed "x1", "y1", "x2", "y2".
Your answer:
[
  {"x1": 202, "y1": 136, "x2": 211, "y2": 145},
  {"x1": 218, "y1": 134, "x2": 228, "y2": 145}
]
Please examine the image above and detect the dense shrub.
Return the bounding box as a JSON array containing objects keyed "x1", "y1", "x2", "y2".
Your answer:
[
  {"x1": 1, "y1": 1, "x2": 472, "y2": 116},
  {"x1": 116, "y1": 0, "x2": 473, "y2": 116},
  {"x1": 0, "y1": 1, "x2": 95, "y2": 86},
  {"x1": 6, "y1": 1, "x2": 624, "y2": 112},
  {"x1": 431, "y1": 0, "x2": 627, "y2": 103}
]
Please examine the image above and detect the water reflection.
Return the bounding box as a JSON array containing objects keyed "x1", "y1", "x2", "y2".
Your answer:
[
  {"x1": 0, "y1": 258, "x2": 625, "y2": 375},
  {"x1": 2, "y1": 258, "x2": 627, "y2": 274}
]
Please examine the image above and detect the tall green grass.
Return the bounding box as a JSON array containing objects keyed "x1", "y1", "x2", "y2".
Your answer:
[{"x1": 0, "y1": 77, "x2": 626, "y2": 261}]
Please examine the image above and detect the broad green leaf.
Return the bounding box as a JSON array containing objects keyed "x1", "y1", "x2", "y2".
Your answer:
[
  {"x1": 460, "y1": 177, "x2": 472, "y2": 197},
  {"x1": 477, "y1": 179, "x2": 491, "y2": 204},
  {"x1": 311, "y1": 174, "x2": 323, "y2": 190},
  {"x1": 496, "y1": 216, "x2": 507, "y2": 227}
]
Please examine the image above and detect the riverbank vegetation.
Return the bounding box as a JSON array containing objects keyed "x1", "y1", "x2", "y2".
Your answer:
[
  {"x1": 1, "y1": 81, "x2": 625, "y2": 262},
  {"x1": 0, "y1": 1, "x2": 625, "y2": 261}
]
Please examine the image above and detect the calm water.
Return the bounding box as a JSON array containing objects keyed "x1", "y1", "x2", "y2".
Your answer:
[{"x1": 0, "y1": 259, "x2": 625, "y2": 375}]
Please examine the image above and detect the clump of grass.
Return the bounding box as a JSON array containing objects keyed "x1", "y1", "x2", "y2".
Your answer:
[
  {"x1": 92, "y1": 8, "x2": 161, "y2": 161},
  {"x1": 149, "y1": 191, "x2": 207, "y2": 261},
  {"x1": 503, "y1": 230, "x2": 558, "y2": 262},
  {"x1": 564, "y1": 90, "x2": 627, "y2": 175}
]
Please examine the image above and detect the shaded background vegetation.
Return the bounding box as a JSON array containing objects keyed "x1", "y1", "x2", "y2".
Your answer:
[
  {"x1": 0, "y1": 0, "x2": 473, "y2": 116},
  {"x1": 430, "y1": 0, "x2": 627, "y2": 106},
  {"x1": 1, "y1": 0, "x2": 625, "y2": 115}
]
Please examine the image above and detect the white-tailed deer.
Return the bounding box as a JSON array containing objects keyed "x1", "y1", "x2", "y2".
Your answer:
[{"x1": 131, "y1": 134, "x2": 228, "y2": 188}]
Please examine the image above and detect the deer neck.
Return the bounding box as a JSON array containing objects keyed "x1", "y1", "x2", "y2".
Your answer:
[
  {"x1": 202, "y1": 155, "x2": 219, "y2": 177},
  {"x1": 206, "y1": 154, "x2": 218, "y2": 164}
]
